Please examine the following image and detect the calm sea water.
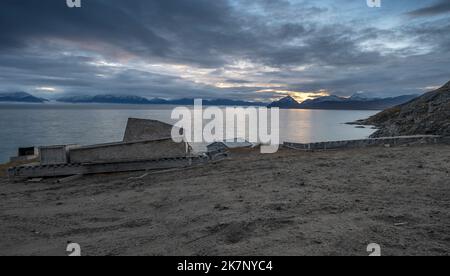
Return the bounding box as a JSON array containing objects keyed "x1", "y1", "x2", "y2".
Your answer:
[{"x1": 0, "y1": 103, "x2": 378, "y2": 163}]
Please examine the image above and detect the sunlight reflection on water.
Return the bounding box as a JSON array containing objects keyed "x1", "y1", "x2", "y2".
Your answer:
[{"x1": 0, "y1": 104, "x2": 378, "y2": 162}]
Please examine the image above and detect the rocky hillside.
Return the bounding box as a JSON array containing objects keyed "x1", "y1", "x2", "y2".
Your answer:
[{"x1": 359, "y1": 81, "x2": 450, "y2": 138}]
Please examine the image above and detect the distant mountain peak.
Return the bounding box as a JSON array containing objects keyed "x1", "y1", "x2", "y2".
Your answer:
[
  {"x1": 279, "y1": 96, "x2": 298, "y2": 103},
  {"x1": 58, "y1": 94, "x2": 151, "y2": 104},
  {"x1": 267, "y1": 96, "x2": 300, "y2": 108},
  {"x1": 57, "y1": 94, "x2": 267, "y2": 106},
  {"x1": 300, "y1": 95, "x2": 346, "y2": 104},
  {"x1": 0, "y1": 91, "x2": 48, "y2": 103},
  {"x1": 349, "y1": 92, "x2": 373, "y2": 101},
  {"x1": 268, "y1": 93, "x2": 419, "y2": 110}
]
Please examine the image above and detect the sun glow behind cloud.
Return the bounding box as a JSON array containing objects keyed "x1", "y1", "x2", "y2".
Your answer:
[
  {"x1": 35, "y1": 87, "x2": 58, "y2": 92},
  {"x1": 82, "y1": 54, "x2": 335, "y2": 102},
  {"x1": 83, "y1": 55, "x2": 298, "y2": 100},
  {"x1": 256, "y1": 89, "x2": 330, "y2": 103},
  {"x1": 215, "y1": 82, "x2": 286, "y2": 89}
]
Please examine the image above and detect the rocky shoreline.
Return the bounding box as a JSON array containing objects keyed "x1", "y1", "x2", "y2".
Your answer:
[{"x1": 354, "y1": 81, "x2": 450, "y2": 138}]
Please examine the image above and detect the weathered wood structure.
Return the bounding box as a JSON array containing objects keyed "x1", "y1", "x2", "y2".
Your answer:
[
  {"x1": 284, "y1": 135, "x2": 441, "y2": 151},
  {"x1": 7, "y1": 118, "x2": 203, "y2": 181}
]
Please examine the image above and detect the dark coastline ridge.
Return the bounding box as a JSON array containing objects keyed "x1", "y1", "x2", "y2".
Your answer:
[
  {"x1": 56, "y1": 95, "x2": 269, "y2": 106},
  {"x1": 0, "y1": 92, "x2": 48, "y2": 103},
  {"x1": 0, "y1": 91, "x2": 421, "y2": 110},
  {"x1": 267, "y1": 94, "x2": 419, "y2": 110},
  {"x1": 0, "y1": 93, "x2": 268, "y2": 107}
]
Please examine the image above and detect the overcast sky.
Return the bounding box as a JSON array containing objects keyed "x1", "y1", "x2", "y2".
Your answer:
[{"x1": 0, "y1": 0, "x2": 449, "y2": 102}]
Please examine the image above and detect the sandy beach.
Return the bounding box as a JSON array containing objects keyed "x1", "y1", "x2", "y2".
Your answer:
[{"x1": 0, "y1": 144, "x2": 449, "y2": 256}]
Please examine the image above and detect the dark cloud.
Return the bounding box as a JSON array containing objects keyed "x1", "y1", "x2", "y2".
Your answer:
[
  {"x1": 0, "y1": 0, "x2": 384, "y2": 67},
  {"x1": 0, "y1": 0, "x2": 448, "y2": 100},
  {"x1": 407, "y1": 0, "x2": 450, "y2": 17}
]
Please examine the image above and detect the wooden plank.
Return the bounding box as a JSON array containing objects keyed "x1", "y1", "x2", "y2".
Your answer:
[{"x1": 7, "y1": 156, "x2": 210, "y2": 181}]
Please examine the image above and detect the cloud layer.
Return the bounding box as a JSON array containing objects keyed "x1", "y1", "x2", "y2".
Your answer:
[{"x1": 0, "y1": 0, "x2": 449, "y2": 102}]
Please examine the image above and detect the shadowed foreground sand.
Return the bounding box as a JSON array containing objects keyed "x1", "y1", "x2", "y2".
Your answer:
[{"x1": 0, "y1": 144, "x2": 449, "y2": 256}]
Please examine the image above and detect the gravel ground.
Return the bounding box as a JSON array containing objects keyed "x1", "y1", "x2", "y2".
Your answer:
[{"x1": 0, "y1": 144, "x2": 449, "y2": 256}]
